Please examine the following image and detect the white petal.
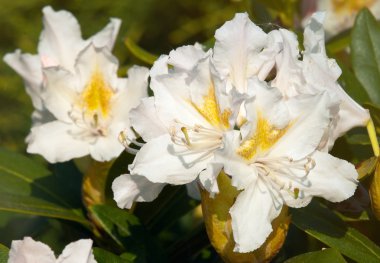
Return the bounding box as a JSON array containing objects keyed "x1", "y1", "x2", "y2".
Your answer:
[
  {"x1": 306, "y1": 151, "x2": 358, "y2": 202},
  {"x1": 57, "y1": 239, "x2": 96, "y2": 263},
  {"x1": 42, "y1": 67, "x2": 77, "y2": 122},
  {"x1": 151, "y1": 73, "x2": 209, "y2": 128},
  {"x1": 230, "y1": 180, "x2": 282, "y2": 253},
  {"x1": 199, "y1": 162, "x2": 223, "y2": 197},
  {"x1": 150, "y1": 55, "x2": 169, "y2": 77},
  {"x1": 246, "y1": 78, "x2": 290, "y2": 129},
  {"x1": 91, "y1": 18, "x2": 121, "y2": 50},
  {"x1": 112, "y1": 66, "x2": 149, "y2": 123},
  {"x1": 3, "y1": 50, "x2": 43, "y2": 109},
  {"x1": 112, "y1": 174, "x2": 166, "y2": 209},
  {"x1": 269, "y1": 92, "x2": 331, "y2": 160},
  {"x1": 129, "y1": 97, "x2": 167, "y2": 142},
  {"x1": 213, "y1": 13, "x2": 267, "y2": 93},
  {"x1": 39, "y1": 6, "x2": 85, "y2": 71},
  {"x1": 271, "y1": 29, "x2": 304, "y2": 98},
  {"x1": 74, "y1": 45, "x2": 119, "y2": 92},
  {"x1": 27, "y1": 121, "x2": 90, "y2": 163},
  {"x1": 8, "y1": 237, "x2": 56, "y2": 263},
  {"x1": 89, "y1": 122, "x2": 125, "y2": 161},
  {"x1": 129, "y1": 134, "x2": 209, "y2": 185},
  {"x1": 168, "y1": 43, "x2": 207, "y2": 72},
  {"x1": 215, "y1": 131, "x2": 257, "y2": 190}
]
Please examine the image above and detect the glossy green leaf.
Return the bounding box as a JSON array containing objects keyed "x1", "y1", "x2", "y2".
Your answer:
[
  {"x1": 292, "y1": 201, "x2": 380, "y2": 263},
  {"x1": 93, "y1": 248, "x2": 131, "y2": 263},
  {"x1": 285, "y1": 248, "x2": 346, "y2": 263},
  {"x1": 351, "y1": 8, "x2": 380, "y2": 104},
  {"x1": 90, "y1": 205, "x2": 166, "y2": 262},
  {"x1": 0, "y1": 148, "x2": 88, "y2": 226},
  {"x1": 0, "y1": 243, "x2": 8, "y2": 263}
]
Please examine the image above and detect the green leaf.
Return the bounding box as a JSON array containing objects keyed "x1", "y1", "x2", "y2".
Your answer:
[
  {"x1": 89, "y1": 205, "x2": 166, "y2": 263},
  {"x1": 292, "y1": 201, "x2": 380, "y2": 263},
  {"x1": 124, "y1": 37, "x2": 157, "y2": 65},
  {"x1": 285, "y1": 248, "x2": 347, "y2": 263},
  {"x1": 93, "y1": 248, "x2": 130, "y2": 263},
  {"x1": 351, "y1": 8, "x2": 380, "y2": 104},
  {"x1": 0, "y1": 243, "x2": 8, "y2": 263},
  {"x1": 0, "y1": 148, "x2": 89, "y2": 226}
]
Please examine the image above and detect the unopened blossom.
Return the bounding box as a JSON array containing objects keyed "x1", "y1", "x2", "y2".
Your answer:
[
  {"x1": 4, "y1": 6, "x2": 149, "y2": 162},
  {"x1": 214, "y1": 80, "x2": 358, "y2": 252},
  {"x1": 8, "y1": 237, "x2": 96, "y2": 263},
  {"x1": 112, "y1": 48, "x2": 245, "y2": 208}
]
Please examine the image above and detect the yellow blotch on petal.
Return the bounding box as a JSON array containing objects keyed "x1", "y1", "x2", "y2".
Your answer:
[
  {"x1": 332, "y1": 0, "x2": 375, "y2": 14},
  {"x1": 192, "y1": 85, "x2": 231, "y2": 129},
  {"x1": 237, "y1": 115, "x2": 288, "y2": 160},
  {"x1": 82, "y1": 69, "x2": 114, "y2": 118}
]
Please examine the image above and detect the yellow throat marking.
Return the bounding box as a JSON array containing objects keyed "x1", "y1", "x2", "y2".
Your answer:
[
  {"x1": 237, "y1": 115, "x2": 289, "y2": 160},
  {"x1": 192, "y1": 85, "x2": 231, "y2": 129},
  {"x1": 81, "y1": 69, "x2": 114, "y2": 118},
  {"x1": 332, "y1": 0, "x2": 375, "y2": 13}
]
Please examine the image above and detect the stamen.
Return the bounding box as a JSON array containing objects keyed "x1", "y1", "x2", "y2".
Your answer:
[
  {"x1": 181, "y1": 127, "x2": 191, "y2": 146},
  {"x1": 118, "y1": 130, "x2": 146, "y2": 155}
]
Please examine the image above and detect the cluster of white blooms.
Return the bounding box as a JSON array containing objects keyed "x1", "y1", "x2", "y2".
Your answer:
[
  {"x1": 4, "y1": 6, "x2": 149, "y2": 162},
  {"x1": 4, "y1": 6, "x2": 369, "y2": 255},
  {"x1": 112, "y1": 13, "x2": 367, "y2": 252},
  {"x1": 8, "y1": 237, "x2": 96, "y2": 263}
]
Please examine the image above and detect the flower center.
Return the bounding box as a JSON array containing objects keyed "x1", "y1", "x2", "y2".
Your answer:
[
  {"x1": 81, "y1": 69, "x2": 114, "y2": 119},
  {"x1": 191, "y1": 86, "x2": 231, "y2": 129},
  {"x1": 237, "y1": 116, "x2": 288, "y2": 160},
  {"x1": 332, "y1": 0, "x2": 375, "y2": 14},
  {"x1": 69, "y1": 69, "x2": 114, "y2": 139}
]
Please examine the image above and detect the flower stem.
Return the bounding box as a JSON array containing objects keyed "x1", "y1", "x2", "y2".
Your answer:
[
  {"x1": 367, "y1": 118, "x2": 379, "y2": 157},
  {"x1": 82, "y1": 160, "x2": 113, "y2": 208}
]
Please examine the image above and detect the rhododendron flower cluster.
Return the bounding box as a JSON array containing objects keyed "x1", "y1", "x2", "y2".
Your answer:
[{"x1": 112, "y1": 12, "x2": 365, "y2": 252}]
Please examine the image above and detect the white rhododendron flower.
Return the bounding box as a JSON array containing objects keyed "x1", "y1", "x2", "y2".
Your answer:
[
  {"x1": 310, "y1": 0, "x2": 380, "y2": 36},
  {"x1": 4, "y1": 6, "x2": 121, "y2": 125},
  {"x1": 214, "y1": 81, "x2": 358, "y2": 252},
  {"x1": 113, "y1": 51, "x2": 244, "y2": 208},
  {"x1": 4, "y1": 6, "x2": 149, "y2": 162},
  {"x1": 26, "y1": 46, "x2": 148, "y2": 162},
  {"x1": 8, "y1": 237, "x2": 96, "y2": 263}
]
